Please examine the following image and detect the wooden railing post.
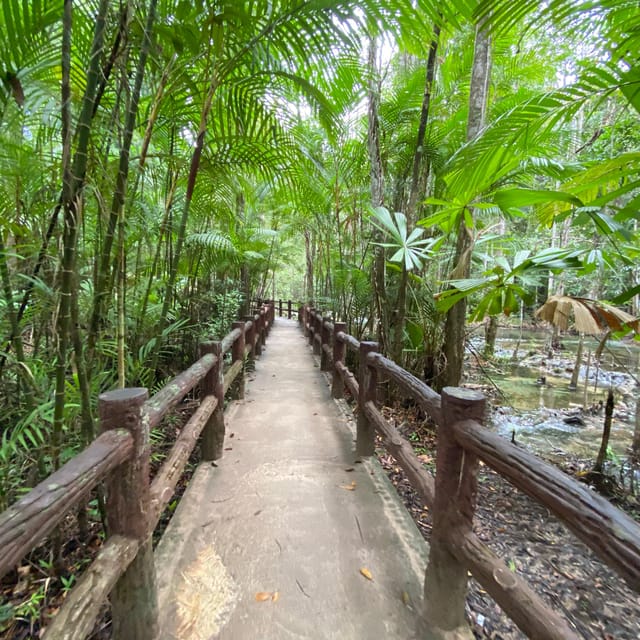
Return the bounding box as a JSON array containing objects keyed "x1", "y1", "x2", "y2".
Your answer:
[
  {"x1": 244, "y1": 316, "x2": 256, "y2": 360},
  {"x1": 313, "y1": 312, "x2": 322, "y2": 356},
  {"x1": 232, "y1": 321, "x2": 246, "y2": 400},
  {"x1": 254, "y1": 312, "x2": 263, "y2": 357},
  {"x1": 287, "y1": 299, "x2": 292, "y2": 319},
  {"x1": 278, "y1": 299, "x2": 283, "y2": 317},
  {"x1": 260, "y1": 307, "x2": 268, "y2": 344},
  {"x1": 423, "y1": 387, "x2": 485, "y2": 637},
  {"x1": 320, "y1": 319, "x2": 330, "y2": 371},
  {"x1": 200, "y1": 342, "x2": 225, "y2": 459},
  {"x1": 307, "y1": 307, "x2": 315, "y2": 346},
  {"x1": 99, "y1": 388, "x2": 158, "y2": 640},
  {"x1": 357, "y1": 342, "x2": 378, "y2": 457},
  {"x1": 332, "y1": 322, "x2": 346, "y2": 399}
]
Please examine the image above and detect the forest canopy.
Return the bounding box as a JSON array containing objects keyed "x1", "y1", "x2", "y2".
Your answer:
[{"x1": 0, "y1": 0, "x2": 638, "y2": 503}]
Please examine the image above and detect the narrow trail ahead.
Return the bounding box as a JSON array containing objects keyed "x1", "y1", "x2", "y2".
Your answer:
[{"x1": 155, "y1": 318, "x2": 429, "y2": 640}]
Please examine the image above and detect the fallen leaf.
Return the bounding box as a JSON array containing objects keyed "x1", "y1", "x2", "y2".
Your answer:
[
  {"x1": 255, "y1": 592, "x2": 272, "y2": 602},
  {"x1": 360, "y1": 567, "x2": 373, "y2": 581},
  {"x1": 417, "y1": 454, "x2": 432, "y2": 464},
  {"x1": 341, "y1": 481, "x2": 356, "y2": 491},
  {"x1": 401, "y1": 591, "x2": 412, "y2": 607},
  {"x1": 344, "y1": 467, "x2": 355, "y2": 472},
  {"x1": 271, "y1": 591, "x2": 279, "y2": 602}
]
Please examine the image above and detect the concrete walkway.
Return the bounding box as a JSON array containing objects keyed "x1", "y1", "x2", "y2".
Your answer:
[{"x1": 155, "y1": 318, "x2": 429, "y2": 640}]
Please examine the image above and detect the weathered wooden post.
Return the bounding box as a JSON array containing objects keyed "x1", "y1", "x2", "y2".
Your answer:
[
  {"x1": 357, "y1": 342, "x2": 378, "y2": 457},
  {"x1": 259, "y1": 307, "x2": 268, "y2": 345},
  {"x1": 254, "y1": 312, "x2": 263, "y2": 357},
  {"x1": 332, "y1": 322, "x2": 346, "y2": 399},
  {"x1": 200, "y1": 342, "x2": 225, "y2": 459},
  {"x1": 298, "y1": 305, "x2": 304, "y2": 326},
  {"x1": 99, "y1": 388, "x2": 159, "y2": 640},
  {"x1": 313, "y1": 312, "x2": 322, "y2": 356},
  {"x1": 320, "y1": 319, "x2": 330, "y2": 371},
  {"x1": 423, "y1": 387, "x2": 485, "y2": 638},
  {"x1": 288, "y1": 300, "x2": 292, "y2": 319},
  {"x1": 307, "y1": 307, "x2": 315, "y2": 347},
  {"x1": 244, "y1": 316, "x2": 256, "y2": 359},
  {"x1": 279, "y1": 299, "x2": 283, "y2": 317},
  {"x1": 232, "y1": 321, "x2": 246, "y2": 400}
]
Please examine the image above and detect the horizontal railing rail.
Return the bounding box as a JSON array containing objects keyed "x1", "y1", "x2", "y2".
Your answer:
[
  {"x1": 301, "y1": 304, "x2": 640, "y2": 640},
  {"x1": 0, "y1": 302, "x2": 275, "y2": 640}
]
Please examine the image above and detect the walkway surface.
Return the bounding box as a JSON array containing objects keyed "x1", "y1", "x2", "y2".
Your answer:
[{"x1": 155, "y1": 318, "x2": 429, "y2": 640}]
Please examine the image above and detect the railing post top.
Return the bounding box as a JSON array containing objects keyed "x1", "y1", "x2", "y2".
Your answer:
[
  {"x1": 201, "y1": 341, "x2": 222, "y2": 356},
  {"x1": 359, "y1": 341, "x2": 378, "y2": 353},
  {"x1": 334, "y1": 321, "x2": 346, "y2": 331},
  {"x1": 99, "y1": 387, "x2": 148, "y2": 405},
  {"x1": 441, "y1": 386, "x2": 485, "y2": 422},
  {"x1": 232, "y1": 320, "x2": 245, "y2": 332}
]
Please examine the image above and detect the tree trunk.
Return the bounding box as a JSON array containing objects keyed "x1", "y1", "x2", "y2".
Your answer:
[
  {"x1": 440, "y1": 22, "x2": 491, "y2": 388},
  {"x1": 53, "y1": 0, "x2": 110, "y2": 469},
  {"x1": 484, "y1": 315, "x2": 499, "y2": 358},
  {"x1": 152, "y1": 64, "x2": 219, "y2": 370},
  {"x1": 406, "y1": 25, "x2": 440, "y2": 224},
  {"x1": 367, "y1": 36, "x2": 388, "y2": 350},
  {"x1": 304, "y1": 229, "x2": 314, "y2": 302},
  {"x1": 391, "y1": 263, "x2": 408, "y2": 364},
  {"x1": 632, "y1": 395, "x2": 640, "y2": 461},
  {"x1": 87, "y1": 0, "x2": 158, "y2": 362},
  {"x1": 569, "y1": 333, "x2": 584, "y2": 391},
  {"x1": 594, "y1": 387, "x2": 614, "y2": 474}
]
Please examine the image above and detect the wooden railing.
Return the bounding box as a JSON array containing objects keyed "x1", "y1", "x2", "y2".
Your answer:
[
  {"x1": 300, "y1": 305, "x2": 640, "y2": 640},
  {"x1": 253, "y1": 298, "x2": 301, "y2": 319},
  {"x1": 0, "y1": 302, "x2": 275, "y2": 640}
]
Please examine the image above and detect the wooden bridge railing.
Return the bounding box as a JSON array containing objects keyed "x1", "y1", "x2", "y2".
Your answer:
[
  {"x1": 252, "y1": 298, "x2": 300, "y2": 319},
  {"x1": 300, "y1": 305, "x2": 640, "y2": 640},
  {"x1": 0, "y1": 302, "x2": 275, "y2": 640}
]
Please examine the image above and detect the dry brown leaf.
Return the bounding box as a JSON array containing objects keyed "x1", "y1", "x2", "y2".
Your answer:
[
  {"x1": 341, "y1": 481, "x2": 356, "y2": 491},
  {"x1": 359, "y1": 567, "x2": 373, "y2": 581},
  {"x1": 417, "y1": 454, "x2": 432, "y2": 464},
  {"x1": 271, "y1": 591, "x2": 280, "y2": 602},
  {"x1": 255, "y1": 592, "x2": 272, "y2": 602}
]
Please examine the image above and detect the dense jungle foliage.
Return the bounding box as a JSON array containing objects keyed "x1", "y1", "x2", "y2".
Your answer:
[{"x1": 0, "y1": 0, "x2": 639, "y2": 533}]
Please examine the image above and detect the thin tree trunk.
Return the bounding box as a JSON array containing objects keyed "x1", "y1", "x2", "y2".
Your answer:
[
  {"x1": 53, "y1": 0, "x2": 110, "y2": 460},
  {"x1": 484, "y1": 316, "x2": 499, "y2": 358},
  {"x1": 594, "y1": 387, "x2": 614, "y2": 474},
  {"x1": 135, "y1": 169, "x2": 178, "y2": 342},
  {"x1": 367, "y1": 36, "x2": 388, "y2": 349},
  {"x1": 440, "y1": 22, "x2": 491, "y2": 388},
  {"x1": 569, "y1": 333, "x2": 584, "y2": 391},
  {"x1": 632, "y1": 395, "x2": 640, "y2": 461},
  {"x1": 406, "y1": 25, "x2": 440, "y2": 224},
  {"x1": 151, "y1": 65, "x2": 219, "y2": 370},
  {"x1": 304, "y1": 229, "x2": 314, "y2": 302},
  {"x1": 87, "y1": 0, "x2": 159, "y2": 361},
  {"x1": 390, "y1": 24, "x2": 440, "y2": 365},
  {"x1": 236, "y1": 192, "x2": 251, "y2": 316}
]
